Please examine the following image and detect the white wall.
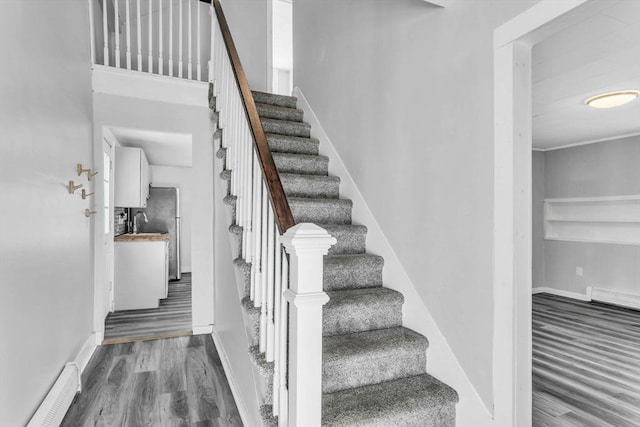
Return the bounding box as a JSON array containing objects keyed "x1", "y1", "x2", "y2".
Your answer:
[
  {"x1": 220, "y1": 0, "x2": 269, "y2": 91},
  {"x1": 541, "y1": 136, "x2": 640, "y2": 296},
  {"x1": 0, "y1": 2, "x2": 94, "y2": 425},
  {"x1": 532, "y1": 151, "x2": 545, "y2": 287},
  {"x1": 150, "y1": 165, "x2": 194, "y2": 272},
  {"x1": 93, "y1": 92, "x2": 214, "y2": 331},
  {"x1": 293, "y1": 0, "x2": 541, "y2": 410}
]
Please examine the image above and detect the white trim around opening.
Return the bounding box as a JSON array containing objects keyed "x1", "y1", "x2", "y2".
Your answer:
[{"x1": 492, "y1": 0, "x2": 593, "y2": 426}]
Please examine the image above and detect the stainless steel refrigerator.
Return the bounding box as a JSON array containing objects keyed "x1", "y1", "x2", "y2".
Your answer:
[{"x1": 138, "y1": 187, "x2": 181, "y2": 280}]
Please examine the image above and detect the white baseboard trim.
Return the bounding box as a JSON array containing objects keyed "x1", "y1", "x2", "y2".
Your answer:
[
  {"x1": 532, "y1": 286, "x2": 590, "y2": 301},
  {"x1": 588, "y1": 287, "x2": 640, "y2": 310},
  {"x1": 211, "y1": 328, "x2": 250, "y2": 426},
  {"x1": 27, "y1": 332, "x2": 99, "y2": 426},
  {"x1": 193, "y1": 324, "x2": 214, "y2": 335},
  {"x1": 76, "y1": 332, "x2": 100, "y2": 377}
]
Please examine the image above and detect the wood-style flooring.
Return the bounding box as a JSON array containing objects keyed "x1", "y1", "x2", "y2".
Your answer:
[
  {"x1": 104, "y1": 273, "x2": 192, "y2": 344},
  {"x1": 62, "y1": 334, "x2": 243, "y2": 426},
  {"x1": 532, "y1": 293, "x2": 640, "y2": 426}
]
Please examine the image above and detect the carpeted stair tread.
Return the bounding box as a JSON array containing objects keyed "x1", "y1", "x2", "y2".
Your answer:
[
  {"x1": 262, "y1": 117, "x2": 311, "y2": 138},
  {"x1": 266, "y1": 133, "x2": 320, "y2": 155},
  {"x1": 280, "y1": 173, "x2": 340, "y2": 198},
  {"x1": 256, "y1": 102, "x2": 304, "y2": 122},
  {"x1": 241, "y1": 296, "x2": 260, "y2": 345},
  {"x1": 322, "y1": 326, "x2": 428, "y2": 393},
  {"x1": 289, "y1": 197, "x2": 352, "y2": 225},
  {"x1": 214, "y1": 90, "x2": 458, "y2": 425},
  {"x1": 322, "y1": 224, "x2": 368, "y2": 255},
  {"x1": 323, "y1": 254, "x2": 384, "y2": 291},
  {"x1": 272, "y1": 152, "x2": 329, "y2": 175},
  {"x1": 260, "y1": 405, "x2": 278, "y2": 427},
  {"x1": 252, "y1": 90, "x2": 297, "y2": 109},
  {"x1": 249, "y1": 345, "x2": 274, "y2": 377},
  {"x1": 324, "y1": 288, "x2": 403, "y2": 336},
  {"x1": 322, "y1": 373, "x2": 458, "y2": 427}
]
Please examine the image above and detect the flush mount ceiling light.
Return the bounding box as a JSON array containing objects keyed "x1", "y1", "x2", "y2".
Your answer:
[{"x1": 585, "y1": 90, "x2": 639, "y2": 109}]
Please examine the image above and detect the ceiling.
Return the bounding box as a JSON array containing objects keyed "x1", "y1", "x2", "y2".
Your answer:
[
  {"x1": 532, "y1": 0, "x2": 640, "y2": 150},
  {"x1": 110, "y1": 127, "x2": 193, "y2": 168}
]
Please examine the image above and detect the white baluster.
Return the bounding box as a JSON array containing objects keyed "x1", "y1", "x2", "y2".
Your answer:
[
  {"x1": 252, "y1": 158, "x2": 263, "y2": 304},
  {"x1": 197, "y1": 0, "x2": 201, "y2": 81},
  {"x1": 272, "y1": 243, "x2": 283, "y2": 416},
  {"x1": 265, "y1": 206, "x2": 275, "y2": 361},
  {"x1": 239, "y1": 124, "x2": 247, "y2": 259},
  {"x1": 219, "y1": 58, "x2": 227, "y2": 130},
  {"x1": 188, "y1": 0, "x2": 193, "y2": 79},
  {"x1": 168, "y1": 0, "x2": 173, "y2": 76},
  {"x1": 281, "y1": 224, "x2": 336, "y2": 426},
  {"x1": 278, "y1": 251, "x2": 290, "y2": 425},
  {"x1": 178, "y1": 0, "x2": 183, "y2": 78},
  {"x1": 259, "y1": 183, "x2": 269, "y2": 352},
  {"x1": 244, "y1": 131, "x2": 253, "y2": 261},
  {"x1": 228, "y1": 89, "x2": 235, "y2": 194},
  {"x1": 148, "y1": 0, "x2": 152, "y2": 73},
  {"x1": 136, "y1": 0, "x2": 142, "y2": 71},
  {"x1": 114, "y1": 0, "x2": 120, "y2": 67},
  {"x1": 125, "y1": 0, "x2": 131, "y2": 69},
  {"x1": 88, "y1": 0, "x2": 96, "y2": 65},
  {"x1": 103, "y1": 0, "x2": 109, "y2": 66},
  {"x1": 208, "y1": 5, "x2": 213, "y2": 82},
  {"x1": 158, "y1": 0, "x2": 163, "y2": 75}
]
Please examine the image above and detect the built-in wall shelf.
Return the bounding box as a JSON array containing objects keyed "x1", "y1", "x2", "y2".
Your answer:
[{"x1": 544, "y1": 195, "x2": 640, "y2": 246}]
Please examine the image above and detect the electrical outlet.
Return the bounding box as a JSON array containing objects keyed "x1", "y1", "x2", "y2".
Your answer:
[{"x1": 576, "y1": 266, "x2": 583, "y2": 276}]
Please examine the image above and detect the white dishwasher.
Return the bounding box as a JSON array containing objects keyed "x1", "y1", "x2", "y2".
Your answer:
[{"x1": 114, "y1": 235, "x2": 169, "y2": 311}]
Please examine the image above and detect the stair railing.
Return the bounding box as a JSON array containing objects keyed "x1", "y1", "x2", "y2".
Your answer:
[
  {"x1": 209, "y1": 1, "x2": 335, "y2": 426},
  {"x1": 88, "y1": 0, "x2": 211, "y2": 81},
  {"x1": 90, "y1": 0, "x2": 334, "y2": 423}
]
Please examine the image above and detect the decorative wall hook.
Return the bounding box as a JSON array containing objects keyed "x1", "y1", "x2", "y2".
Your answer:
[
  {"x1": 68, "y1": 181, "x2": 83, "y2": 194},
  {"x1": 77, "y1": 163, "x2": 99, "y2": 181},
  {"x1": 81, "y1": 189, "x2": 94, "y2": 200},
  {"x1": 77, "y1": 163, "x2": 90, "y2": 176},
  {"x1": 87, "y1": 170, "x2": 99, "y2": 181},
  {"x1": 84, "y1": 209, "x2": 97, "y2": 217}
]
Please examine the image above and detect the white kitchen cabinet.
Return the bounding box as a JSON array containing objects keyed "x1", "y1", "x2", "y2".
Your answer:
[
  {"x1": 114, "y1": 238, "x2": 169, "y2": 310},
  {"x1": 114, "y1": 146, "x2": 151, "y2": 208}
]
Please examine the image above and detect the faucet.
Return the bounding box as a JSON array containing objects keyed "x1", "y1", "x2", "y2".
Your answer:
[{"x1": 133, "y1": 210, "x2": 148, "y2": 234}]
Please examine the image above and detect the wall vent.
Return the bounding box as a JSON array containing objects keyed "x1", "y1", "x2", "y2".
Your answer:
[{"x1": 27, "y1": 362, "x2": 81, "y2": 427}]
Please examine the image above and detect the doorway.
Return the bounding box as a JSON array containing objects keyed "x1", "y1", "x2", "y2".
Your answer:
[
  {"x1": 492, "y1": 0, "x2": 612, "y2": 425},
  {"x1": 271, "y1": 0, "x2": 292, "y2": 95}
]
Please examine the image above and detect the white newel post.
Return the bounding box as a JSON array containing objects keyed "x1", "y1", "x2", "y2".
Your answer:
[{"x1": 280, "y1": 223, "x2": 336, "y2": 427}]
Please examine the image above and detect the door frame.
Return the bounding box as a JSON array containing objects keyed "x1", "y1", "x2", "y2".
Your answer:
[
  {"x1": 492, "y1": 0, "x2": 594, "y2": 425},
  {"x1": 92, "y1": 126, "x2": 118, "y2": 341}
]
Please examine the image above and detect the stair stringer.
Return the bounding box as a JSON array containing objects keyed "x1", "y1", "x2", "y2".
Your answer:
[
  {"x1": 211, "y1": 119, "x2": 270, "y2": 427},
  {"x1": 294, "y1": 87, "x2": 493, "y2": 427}
]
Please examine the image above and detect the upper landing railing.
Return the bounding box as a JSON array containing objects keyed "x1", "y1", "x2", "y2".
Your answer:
[
  {"x1": 90, "y1": 2, "x2": 332, "y2": 425},
  {"x1": 88, "y1": 0, "x2": 212, "y2": 81}
]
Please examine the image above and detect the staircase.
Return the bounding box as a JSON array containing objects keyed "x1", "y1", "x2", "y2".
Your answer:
[{"x1": 215, "y1": 89, "x2": 458, "y2": 426}]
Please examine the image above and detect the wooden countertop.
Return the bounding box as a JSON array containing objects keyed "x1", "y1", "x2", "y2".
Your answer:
[{"x1": 115, "y1": 233, "x2": 170, "y2": 242}]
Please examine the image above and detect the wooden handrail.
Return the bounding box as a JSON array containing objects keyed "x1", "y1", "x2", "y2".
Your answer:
[{"x1": 204, "y1": 0, "x2": 296, "y2": 232}]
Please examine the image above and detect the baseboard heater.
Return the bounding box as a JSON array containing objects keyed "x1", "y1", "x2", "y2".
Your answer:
[
  {"x1": 27, "y1": 362, "x2": 81, "y2": 427},
  {"x1": 588, "y1": 287, "x2": 640, "y2": 310}
]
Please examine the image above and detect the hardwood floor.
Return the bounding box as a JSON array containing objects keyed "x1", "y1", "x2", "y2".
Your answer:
[
  {"x1": 62, "y1": 334, "x2": 243, "y2": 426},
  {"x1": 104, "y1": 273, "x2": 192, "y2": 344},
  {"x1": 532, "y1": 293, "x2": 640, "y2": 427}
]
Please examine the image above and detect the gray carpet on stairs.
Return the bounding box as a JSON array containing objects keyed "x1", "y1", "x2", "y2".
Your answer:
[{"x1": 214, "y1": 86, "x2": 458, "y2": 426}]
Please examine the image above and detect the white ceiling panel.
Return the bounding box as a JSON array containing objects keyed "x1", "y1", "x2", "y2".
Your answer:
[{"x1": 532, "y1": 0, "x2": 640, "y2": 150}]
